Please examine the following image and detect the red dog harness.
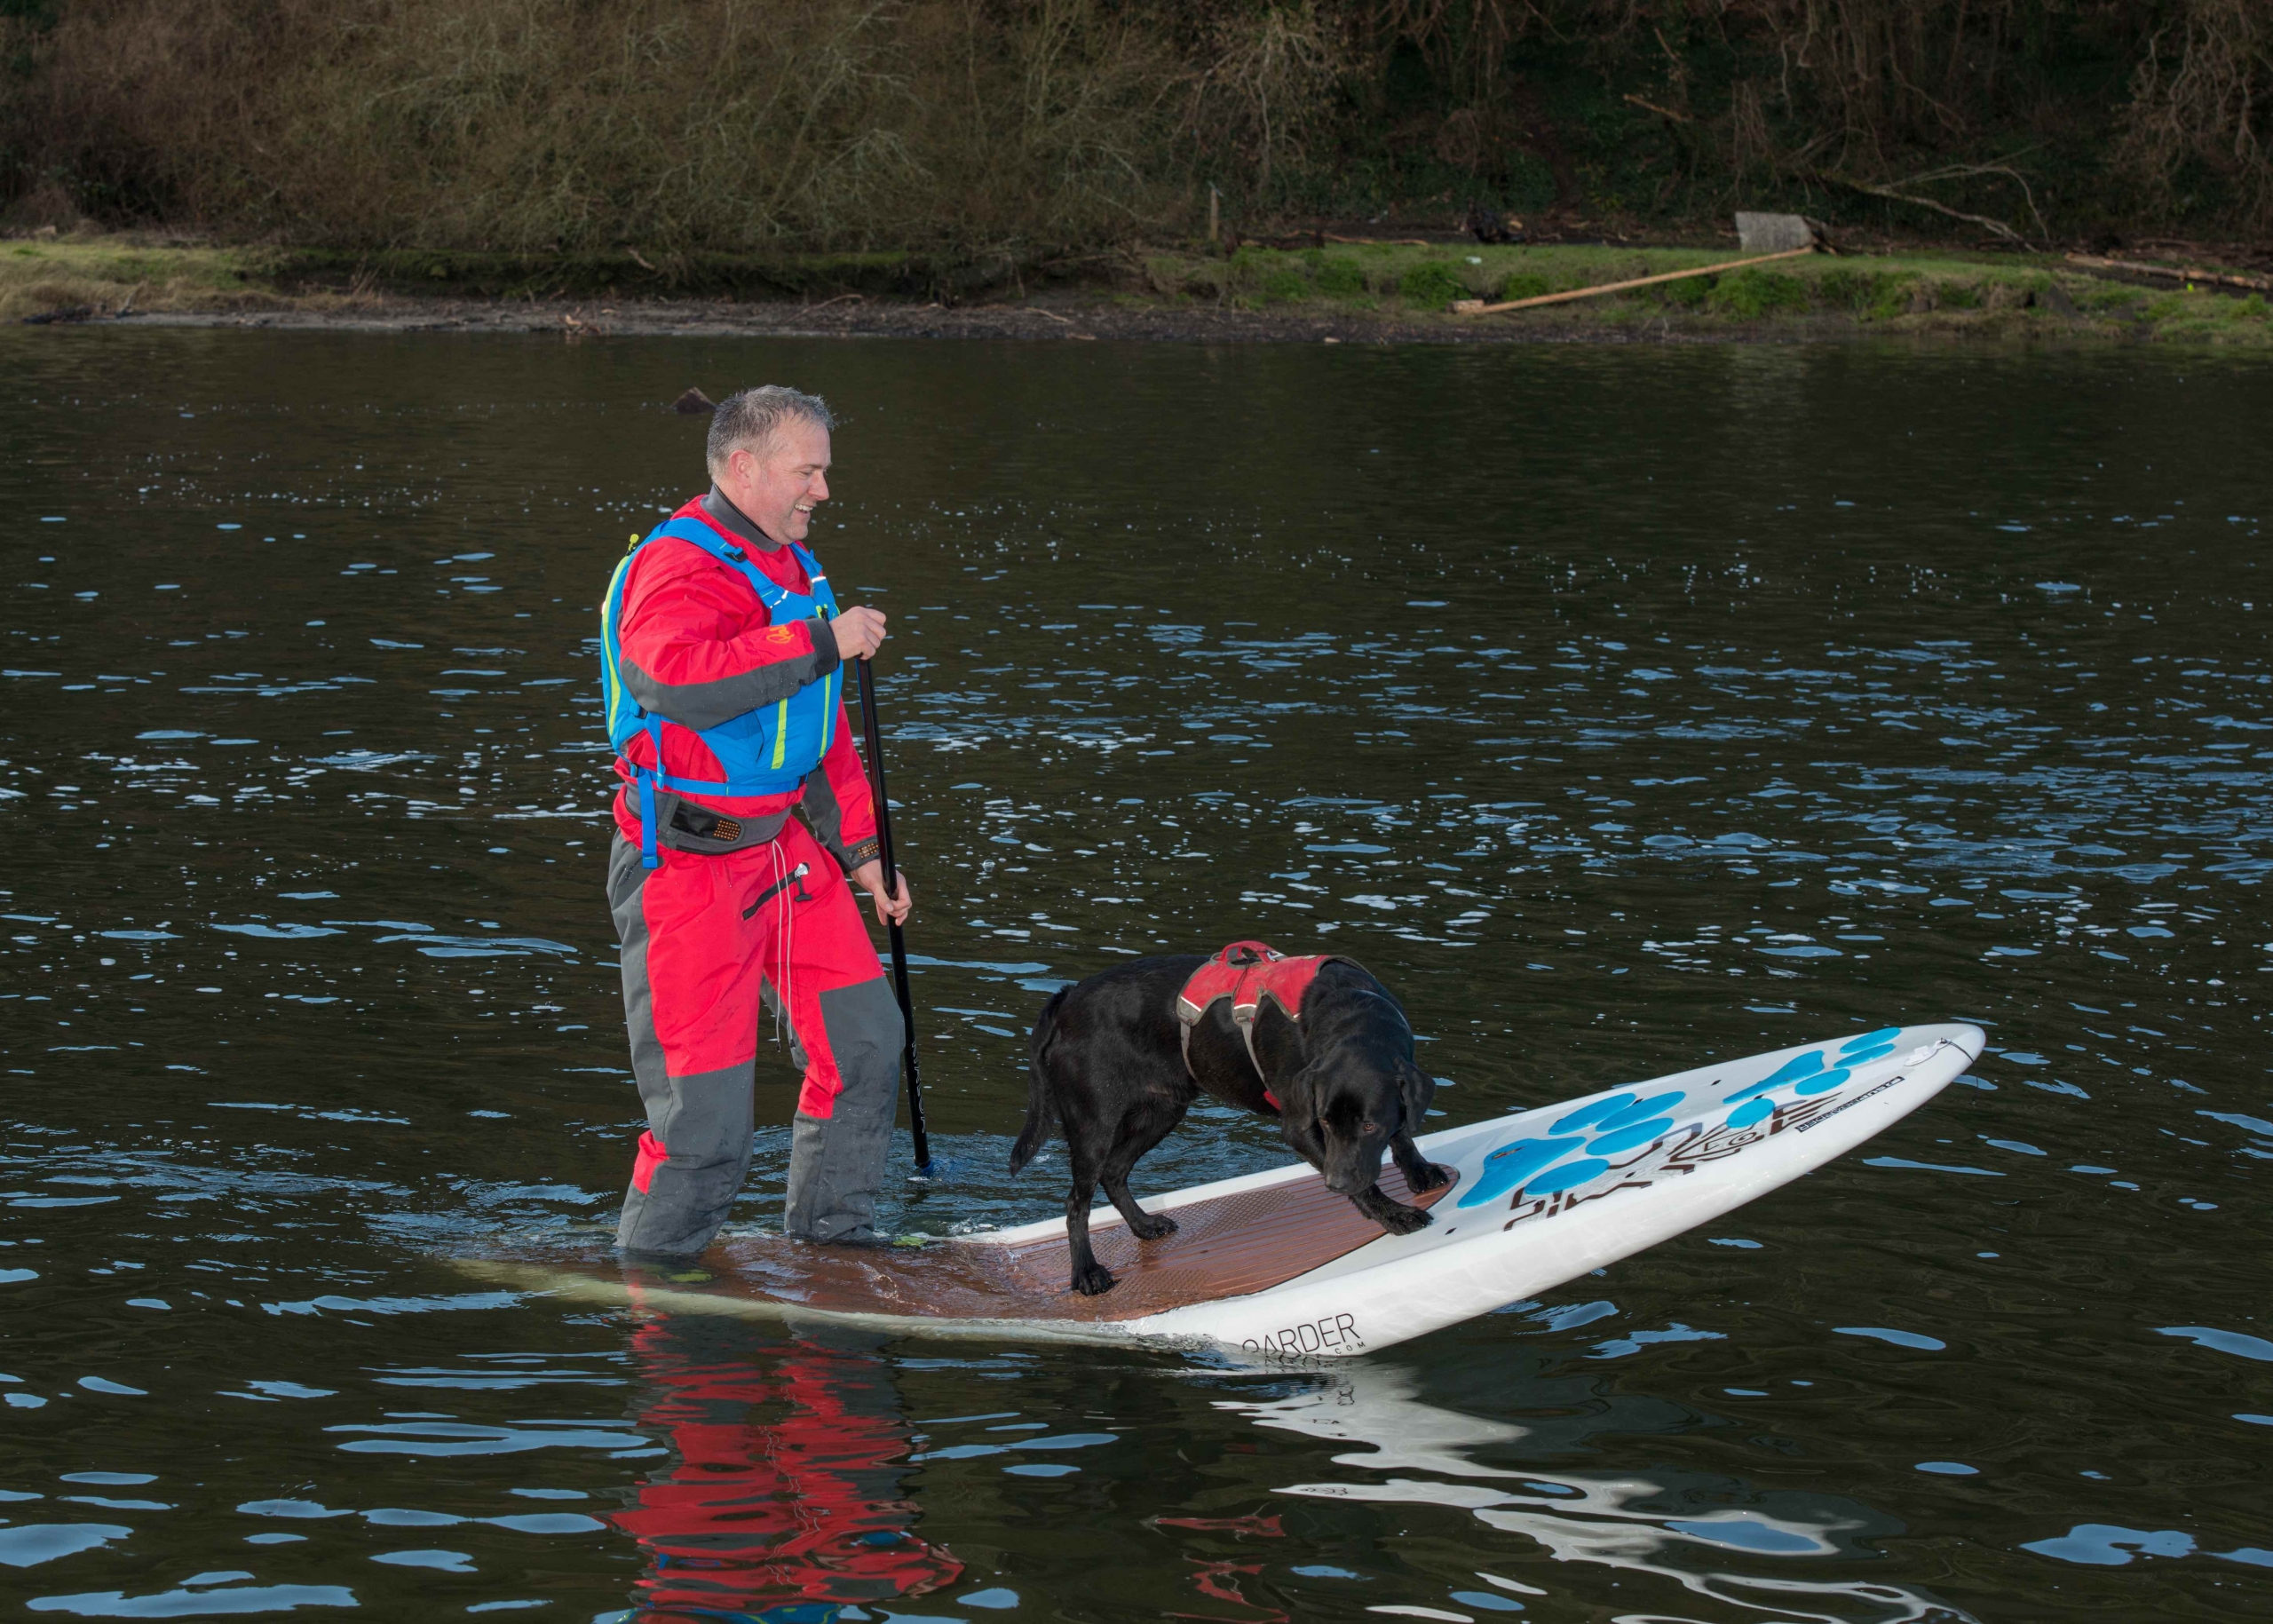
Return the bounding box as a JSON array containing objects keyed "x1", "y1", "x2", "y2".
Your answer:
[{"x1": 1175, "y1": 940, "x2": 1343, "y2": 1107}]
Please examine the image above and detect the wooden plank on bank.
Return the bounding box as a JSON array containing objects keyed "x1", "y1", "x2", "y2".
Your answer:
[
  {"x1": 2063, "y1": 253, "x2": 2272, "y2": 294},
  {"x1": 1452, "y1": 244, "x2": 1817, "y2": 315}
]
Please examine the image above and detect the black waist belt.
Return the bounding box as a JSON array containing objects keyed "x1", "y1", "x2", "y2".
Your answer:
[
  {"x1": 671, "y1": 803, "x2": 744, "y2": 842},
  {"x1": 653, "y1": 796, "x2": 793, "y2": 856}
]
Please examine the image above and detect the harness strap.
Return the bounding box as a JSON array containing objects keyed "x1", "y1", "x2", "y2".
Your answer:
[
  {"x1": 1175, "y1": 942, "x2": 1344, "y2": 1111},
  {"x1": 638, "y1": 716, "x2": 664, "y2": 870}
]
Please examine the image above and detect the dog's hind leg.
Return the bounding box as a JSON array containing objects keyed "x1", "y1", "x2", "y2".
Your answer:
[
  {"x1": 1096, "y1": 1093, "x2": 1186, "y2": 1241},
  {"x1": 1062, "y1": 1147, "x2": 1116, "y2": 1296}
]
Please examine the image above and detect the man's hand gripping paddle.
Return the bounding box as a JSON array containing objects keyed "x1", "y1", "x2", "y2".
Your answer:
[{"x1": 856, "y1": 653, "x2": 934, "y2": 1181}]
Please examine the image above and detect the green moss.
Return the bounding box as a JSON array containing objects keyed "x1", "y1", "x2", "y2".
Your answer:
[
  {"x1": 1705, "y1": 268, "x2": 1808, "y2": 317},
  {"x1": 1497, "y1": 271, "x2": 1552, "y2": 303},
  {"x1": 1655, "y1": 273, "x2": 1713, "y2": 307},
  {"x1": 1316, "y1": 257, "x2": 1366, "y2": 297},
  {"x1": 1226, "y1": 246, "x2": 1312, "y2": 305},
  {"x1": 2233, "y1": 294, "x2": 2270, "y2": 321},
  {"x1": 1257, "y1": 268, "x2": 1308, "y2": 304},
  {"x1": 1398, "y1": 260, "x2": 1467, "y2": 311},
  {"x1": 1816, "y1": 267, "x2": 1896, "y2": 313}
]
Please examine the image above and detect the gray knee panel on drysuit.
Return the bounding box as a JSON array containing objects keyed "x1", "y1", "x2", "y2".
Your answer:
[
  {"x1": 783, "y1": 976, "x2": 905, "y2": 1244},
  {"x1": 614, "y1": 1064, "x2": 757, "y2": 1256},
  {"x1": 609, "y1": 835, "x2": 758, "y2": 1258},
  {"x1": 607, "y1": 836, "x2": 669, "y2": 1098}
]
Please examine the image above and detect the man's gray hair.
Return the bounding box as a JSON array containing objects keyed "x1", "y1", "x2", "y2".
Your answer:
[{"x1": 705, "y1": 385, "x2": 836, "y2": 473}]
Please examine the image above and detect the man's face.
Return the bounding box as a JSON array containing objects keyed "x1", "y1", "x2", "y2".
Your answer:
[{"x1": 726, "y1": 419, "x2": 831, "y2": 544}]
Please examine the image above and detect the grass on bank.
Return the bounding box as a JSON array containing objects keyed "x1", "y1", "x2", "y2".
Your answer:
[
  {"x1": 0, "y1": 237, "x2": 300, "y2": 320},
  {"x1": 1158, "y1": 241, "x2": 2273, "y2": 343},
  {"x1": 5, "y1": 233, "x2": 2271, "y2": 346}
]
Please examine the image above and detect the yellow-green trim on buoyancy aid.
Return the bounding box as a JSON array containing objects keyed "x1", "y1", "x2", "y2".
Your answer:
[{"x1": 600, "y1": 516, "x2": 842, "y2": 868}]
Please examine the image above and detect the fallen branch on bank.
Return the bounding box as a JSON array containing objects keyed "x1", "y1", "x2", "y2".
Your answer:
[
  {"x1": 1622, "y1": 92, "x2": 1691, "y2": 123},
  {"x1": 2064, "y1": 254, "x2": 2273, "y2": 294},
  {"x1": 1821, "y1": 166, "x2": 2047, "y2": 247},
  {"x1": 1451, "y1": 244, "x2": 1814, "y2": 315}
]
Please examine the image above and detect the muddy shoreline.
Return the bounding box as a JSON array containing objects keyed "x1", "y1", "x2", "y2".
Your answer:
[
  {"x1": 22, "y1": 295, "x2": 2169, "y2": 346},
  {"x1": 89, "y1": 297, "x2": 1691, "y2": 344},
  {"x1": 11, "y1": 234, "x2": 2269, "y2": 346}
]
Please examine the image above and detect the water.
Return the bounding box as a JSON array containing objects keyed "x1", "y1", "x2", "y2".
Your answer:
[{"x1": 4, "y1": 329, "x2": 2269, "y2": 1621}]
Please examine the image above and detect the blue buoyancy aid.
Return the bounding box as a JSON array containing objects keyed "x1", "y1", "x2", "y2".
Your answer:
[{"x1": 599, "y1": 515, "x2": 842, "y2": 868}]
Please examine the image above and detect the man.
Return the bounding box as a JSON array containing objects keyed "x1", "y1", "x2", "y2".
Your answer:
[{"x1": 599, "y1": 384, "x2": 913, "y2": 1259}]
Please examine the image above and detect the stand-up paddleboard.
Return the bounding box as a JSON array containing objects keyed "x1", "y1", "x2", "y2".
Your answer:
[{"x1": 471, "y1": 1023, "x2": 1981, "y2": 1359}]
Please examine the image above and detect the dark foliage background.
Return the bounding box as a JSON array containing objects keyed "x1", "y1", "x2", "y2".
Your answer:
[{"x1": 2, "y1": 1, "x2": 2266, "y2": 252}]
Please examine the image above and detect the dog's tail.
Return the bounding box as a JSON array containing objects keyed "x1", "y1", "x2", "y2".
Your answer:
[{"x1": 1009, "y1": 985, "x2": 1071, "y2": 1176}]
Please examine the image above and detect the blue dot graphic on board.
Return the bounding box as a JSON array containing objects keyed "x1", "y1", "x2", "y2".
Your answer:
[
  {"x1": 1526, "y1": 1157, "x2": 1611, "y2": 1196},
  {"x1": 1726, "y1": 1050, "x2": 1827, "y2": 1106},
  {"x1": 1551, "y1": 1093, "x2": 1635, "y2": 1135},
  {"x1": 1457, "y1": 1135, "x2": 1585, "y2": 1208},
  {"x1": 1726, "y1": 1097, "x2": 1775, "y2": 1130},
  {"x1": 1588, "y1": 1117, "x2": 1676, "y2": 1157},
  {"x1": 1841, "y1": 1027, "x2": 1901, "y2": 1053},
  {"x1": 1794, "y1": 1067, "x2": 1852, "y2": 1097},
  {"x1": 1593, "y1": 1091, "x2": 1683, "y2": 1133}
]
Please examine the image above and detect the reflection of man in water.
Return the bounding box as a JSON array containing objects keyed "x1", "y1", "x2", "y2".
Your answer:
[
  {"x1": 613, "y1": 1310, "x2": 961, "y2": 1616},
  {"x1": 598, "y1": 385, "x2": 915, "y2": 1258}
]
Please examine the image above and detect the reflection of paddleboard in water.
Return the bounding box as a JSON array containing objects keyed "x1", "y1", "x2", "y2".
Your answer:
[
  {"x1": 1227, "y1": 1365, "x2": 1974, "y2": 1623},
  {"x1": 473, "y1": 1024, "x2": 1980, "y2": 1359}
]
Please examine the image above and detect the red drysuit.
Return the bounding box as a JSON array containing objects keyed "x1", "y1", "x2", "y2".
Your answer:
[{"x1": 607, "y1": 490, "x2": 903, "y2": 1255}]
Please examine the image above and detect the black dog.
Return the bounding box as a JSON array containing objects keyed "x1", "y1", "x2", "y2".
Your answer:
[{"x1": 1010, "y1": 954, "x2": 1449, "y2": 1295}]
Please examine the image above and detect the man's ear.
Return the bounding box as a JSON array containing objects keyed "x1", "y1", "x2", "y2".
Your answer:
[{"x1": 1398, "y1": 1061, "x2": 1436, "y2": 1130}]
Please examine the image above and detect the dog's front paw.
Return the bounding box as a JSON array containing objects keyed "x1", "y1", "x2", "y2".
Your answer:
[
  {"x1": 1405, "y1": 1160, "x2": 1453, "y2": 1193},
  {"x1": 1373, "y1": 1200, "x2": 1434, "y2": 1236},
  {"x1": 1129, "y1": 1212, "x2": 1179, "y2": 1242},
  {"x1": 1070, "y1": 1262, "x2": 1118, "y2": 1295}
]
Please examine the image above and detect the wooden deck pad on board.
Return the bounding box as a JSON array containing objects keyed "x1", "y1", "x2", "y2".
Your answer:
[{"x1": 662, "y1": 1163, "x2": 1457, "y2": 1325}]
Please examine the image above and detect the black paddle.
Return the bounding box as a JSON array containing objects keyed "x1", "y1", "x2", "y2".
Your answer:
[{"x1": 855, "y1": 652, "x2": 933, "y2": 1178}]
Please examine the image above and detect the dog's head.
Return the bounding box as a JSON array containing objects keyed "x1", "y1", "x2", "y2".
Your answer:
[{"x1": 1297, "y1": 1038, "x2": 1435, "y2": 1197}]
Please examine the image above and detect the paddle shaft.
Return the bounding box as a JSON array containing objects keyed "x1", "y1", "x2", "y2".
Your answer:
[{"x1": 855, "y1": 654, "x2": 931, "y2": 1171}]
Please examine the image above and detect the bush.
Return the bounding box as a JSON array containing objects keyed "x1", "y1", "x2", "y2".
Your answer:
[
  {"x1": 1817, "y1": 267, "x2": 1894, "y2": 312},
  {"x1": 1315, "y1": 257, "x2": 1366, "y2": 297},
  {"x1": 0, "y1": 0, "x2": 1180, "y2": 257},
  {"x1": 1653, "y1": 272, "x2": 1713, "y2": 307},
  {"x1": 1398, "y1": 260, "x2": 1467, "y2": 311},
  {"x1": 1497, "y1": 271, "x2": 1552, "y2": 302},
  {"x1": 1933, "y1": 281, "x2": 1982, "y2": 310},
  {"x1": 1707, "y1": 268, "x2": 1810, "y2": 318},
  {"x1": 1866, "y1": 275, "x2": 1921, "y2": 321},
  {"x1": 1258, "y1": 267, "x2": 1309, "y2": 303}
]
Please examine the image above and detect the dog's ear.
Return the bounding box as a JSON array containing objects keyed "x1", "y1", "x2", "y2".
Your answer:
[
  {"x1": 1280, "y1": 1057, "x2": 1325, "y2": 1118},
  {"x1": 1398, "y1": 1061, "x2": 1436, "y2": 1130}
]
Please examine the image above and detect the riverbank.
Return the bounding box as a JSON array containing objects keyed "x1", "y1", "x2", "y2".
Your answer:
[{"x1": 7, "y1": 234, "x2": 2270, "y2": 345}]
